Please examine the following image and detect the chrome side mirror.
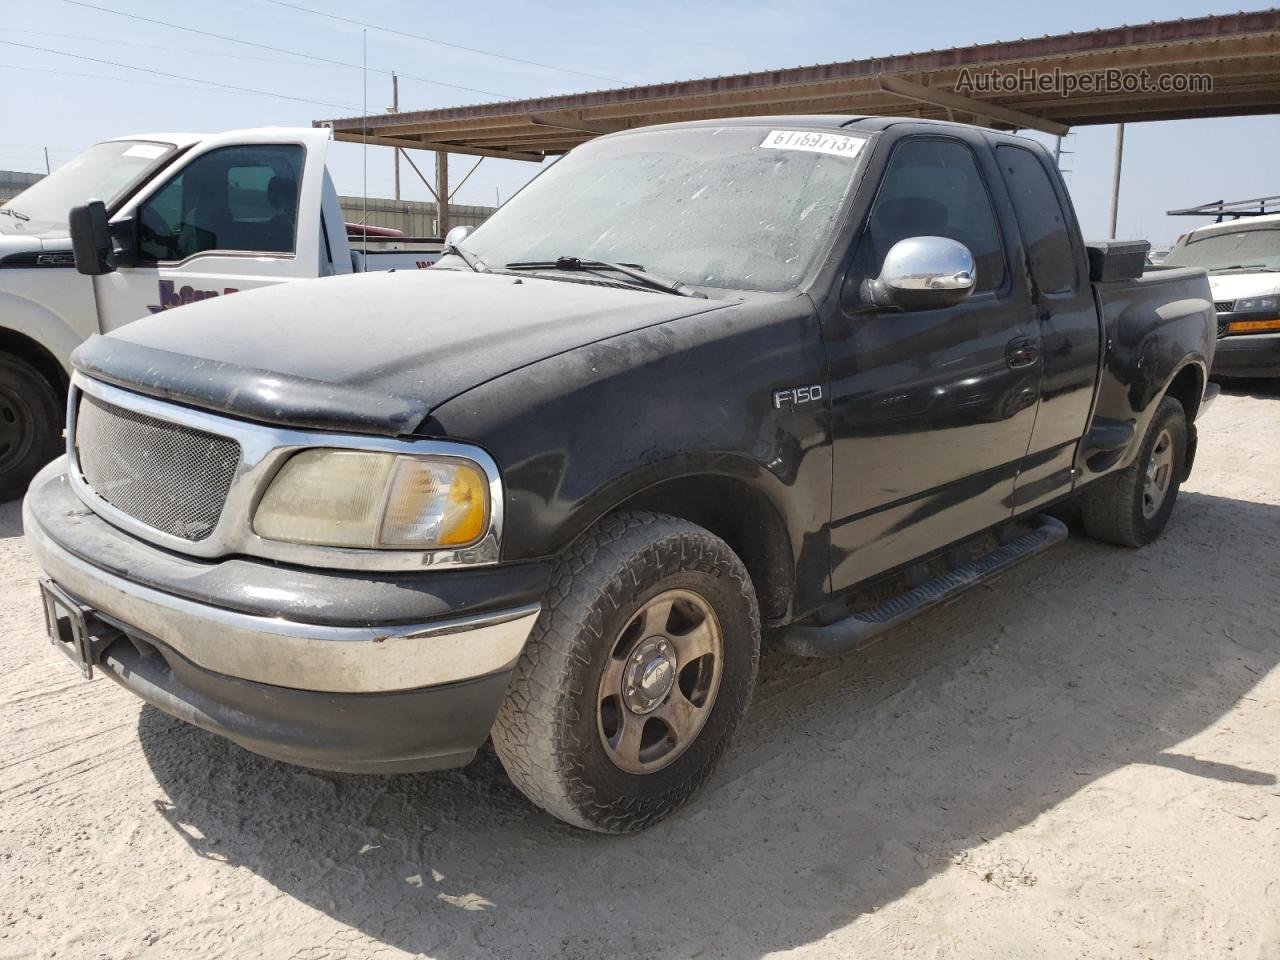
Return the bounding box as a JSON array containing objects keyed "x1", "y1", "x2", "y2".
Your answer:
[
  {"x1": 444, "y1": 224, "x2": 473, "y2": 247},
  {"x1": 864, "y1": 236, "x2": 976, "y2": 310}
]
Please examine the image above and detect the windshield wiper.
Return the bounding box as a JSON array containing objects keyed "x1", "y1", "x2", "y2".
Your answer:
[
  {"x1": 0, "y1": 207, "x2": 30, "y2": 222},
  {"x1": 441, "y1": 240, "x2": 485, "y2": 273},
  {"x1": 505, "y1": 257, "x2": 705, "y2": 298}
]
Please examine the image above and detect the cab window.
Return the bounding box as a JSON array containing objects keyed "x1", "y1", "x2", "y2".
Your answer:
[
  {"x1": 996, "y1": 145, "x2": 1077, "y2": 295},
  {"x1": 856, "y1": 138, "x2": 1006, "y2": 294},
  {"x1": 136, "y1": 144, "x2": 303, "y2": 262}
]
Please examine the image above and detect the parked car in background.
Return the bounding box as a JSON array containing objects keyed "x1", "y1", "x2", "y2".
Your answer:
[
  {"x1": 1163, "y1": 200, "x2": 1280, "y2": 378},
  {"x1": 25, "y1": 116, "x2": 1216, "y2": 832},
  {"x1": 0, "y1": 128, "x2": 442, "y2": 499}
]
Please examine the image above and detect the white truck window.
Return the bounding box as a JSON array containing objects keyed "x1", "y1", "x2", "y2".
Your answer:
[{"x1": 136, "y1": 144, "x2": 304, "y2": 262}]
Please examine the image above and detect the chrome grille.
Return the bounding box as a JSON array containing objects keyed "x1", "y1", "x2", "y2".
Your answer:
[
  {"x1": 1214, "y1": 300, "x2": 1235, "y2": 313},
  {"x1": 74, "y1": 392, "x2": 241, "y2": 541}
]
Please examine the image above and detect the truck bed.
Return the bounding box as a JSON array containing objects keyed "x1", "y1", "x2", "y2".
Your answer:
[
  {"x1": 350, "y1": 239, "x2": 444, "y2": 272},
  {"x1": 1087, "y1": 265, "x2": 1215, "y2": 474}
]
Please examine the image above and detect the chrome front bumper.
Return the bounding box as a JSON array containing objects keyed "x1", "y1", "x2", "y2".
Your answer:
[{"x1": 23, "y1": 462, "x2": 540, "y2": 695}]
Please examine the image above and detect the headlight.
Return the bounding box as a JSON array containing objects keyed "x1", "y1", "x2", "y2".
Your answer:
[
  {"x1": 1233, "y1": 295, "x2": 1278, "y2": 313},
  {"x1": 254, "y1": 449, "x2": 491, "y2": 550}
]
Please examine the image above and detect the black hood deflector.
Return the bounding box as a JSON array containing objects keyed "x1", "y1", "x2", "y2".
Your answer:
[{"x1": 73, "y1": 269, "x2": 727, "y2": 436}]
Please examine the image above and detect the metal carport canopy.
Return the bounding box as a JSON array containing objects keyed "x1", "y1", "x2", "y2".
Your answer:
[{"x1": 317, "y1": 9, "x2": 1280, "y2": 161}]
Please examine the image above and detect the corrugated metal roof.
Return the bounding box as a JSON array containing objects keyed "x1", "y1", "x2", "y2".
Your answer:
[{"x1": 318, "y1": 9, "x2": 1280, "y2": 161}]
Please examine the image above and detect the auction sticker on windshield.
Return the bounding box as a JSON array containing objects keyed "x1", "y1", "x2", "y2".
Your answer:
[
  {"x1": 761, "y1": 130, "x2": 867, "y2": 158},
  {"x1": 122, "y1": 144, "x2": 170, "y2": 159}
]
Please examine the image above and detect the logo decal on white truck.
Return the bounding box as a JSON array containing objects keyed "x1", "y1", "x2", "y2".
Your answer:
[{"x1": 147, "y1": 279, "x2": 240, "y2": 314}]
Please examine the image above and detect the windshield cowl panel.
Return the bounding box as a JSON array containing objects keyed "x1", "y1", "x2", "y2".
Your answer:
[{"x1": 459, "y1": 126, "x2": 870, "y2": 294}]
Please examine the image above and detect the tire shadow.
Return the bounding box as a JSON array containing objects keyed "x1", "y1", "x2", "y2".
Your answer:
[
  {"x1": 1213, "y1": 376, "x2": 1280, "y2": 399},
  {"x1": 136, "y1": 489, "x2": 1280, "y2": 959},
  {"x1": 0, "y1": 499, "x2": 22, "y2": 541}
]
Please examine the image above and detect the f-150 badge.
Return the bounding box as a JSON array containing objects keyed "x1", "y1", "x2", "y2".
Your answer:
[{"x1": 773, "y1": 384, "x2": 823, "y2": 409}]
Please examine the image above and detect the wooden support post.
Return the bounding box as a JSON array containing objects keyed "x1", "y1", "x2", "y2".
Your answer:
[
  {"x1": 1109, "y1": 123, "x2": 1125, "y2": 239},
  {"x1": 392, "y1": 72, "x2": 400, "y2": 201},
  {"x1": 435, "y1": 151, "x2": 450, "y2": 237}
]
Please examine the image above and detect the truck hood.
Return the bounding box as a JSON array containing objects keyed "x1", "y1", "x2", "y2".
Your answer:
[
  {"x1": 1206, "y1": 272, "x2": 1280, "y2": 301},
  {"x1": 0, "y1": 218, "x2": 71, "y2": 242},
  {"x1": 0, "y1": 232, "x2": 62, "y2": 260},
  {"x1": 73, "y1": 268, "x2": 729, "y2": 436}
]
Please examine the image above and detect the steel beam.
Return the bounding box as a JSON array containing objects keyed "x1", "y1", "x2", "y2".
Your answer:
[
  {"x1": 332, "y1": 131, "x2": 544, "y2": 163},
  {"x1": 877, "y1": 75, "x2": 1069, "y2": 135},
  {"x1": 528, "y1": 111, "x2": 628, "y2": 134}
]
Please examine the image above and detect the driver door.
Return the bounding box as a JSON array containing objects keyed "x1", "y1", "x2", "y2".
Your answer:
[
  {"x1": 94, "y1": 132, "x2": 327, "y2": 331},
  {"x1": 824, "y1": 135, "x2": 1042, "y2": 590}
]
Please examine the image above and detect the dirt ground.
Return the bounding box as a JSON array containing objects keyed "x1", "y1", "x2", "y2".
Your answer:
[{"x1": 1, "y1": 382, "x2": 1277, "y2": 960}]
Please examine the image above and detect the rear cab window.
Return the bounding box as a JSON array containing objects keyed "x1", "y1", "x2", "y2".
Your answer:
[{"x1": 996, "y1": 145, "x2": 1078, "y2": 295}]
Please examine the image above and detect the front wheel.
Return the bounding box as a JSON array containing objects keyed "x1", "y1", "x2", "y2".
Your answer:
[
  {"x1": 0, "y1": 354, "x2": 63, "y2": 503},
  {"x1": 1081, "y1": 395, "x2": 1187, "y2": 547},
  {"x1": 492, "y1": 512, "x2": 760, "y2": 833}
]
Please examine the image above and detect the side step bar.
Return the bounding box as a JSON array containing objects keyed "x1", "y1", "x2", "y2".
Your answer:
[{"x1": 776, "y1": 514, "x2": 1069, "y2": 659}]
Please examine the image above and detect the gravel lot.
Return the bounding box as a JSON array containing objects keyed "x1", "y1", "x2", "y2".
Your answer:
[{"x1": 1, "y1": 382, "x2": 1277, "y2": 960}]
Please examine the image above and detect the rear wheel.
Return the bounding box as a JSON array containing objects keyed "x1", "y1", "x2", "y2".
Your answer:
[
  {"x1": 1081, "y1": 395, "x2": 1187, "y2": 547},
  {"x1": 492, "y1": 511, "x2": 760, "y2": 833},
  {"x1": 0, "y1": 354, "x2": 63, "y2": 502}
]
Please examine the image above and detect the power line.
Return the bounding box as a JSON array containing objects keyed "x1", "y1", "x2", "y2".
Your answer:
[
  {"x1": 2, "y1": 26, "x2": 506, "y2": 102},
  {"x1": 0, "y1": 63, "x2": 290, "y2": 104},
  {"x1": 54, "y1": 0, "x2": 511, "y2": 100},
  {"x1": 0, "y1": 141, "x2": 81, "y2": 154},
  {"x1": 0, "y1": 39, "x2": 360, "y2": 110},
  {"x1": 0, "y1": 28, "x2": 330, "y2": 68},
  {"x1": 261, "y1": 0, "x2": 625, "y2": 85}
]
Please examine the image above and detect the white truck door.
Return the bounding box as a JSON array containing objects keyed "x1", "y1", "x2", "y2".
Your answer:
[{"x1": 94, "y1": 129, "x2": 330, "y2": 330}]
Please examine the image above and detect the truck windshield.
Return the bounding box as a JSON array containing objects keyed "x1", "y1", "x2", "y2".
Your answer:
[
  {"x1": 0, "y1": 140, "x2": 177, "y2": 231},
  {"x1": 459, "y1": 126, "x2": 870, "y2": 292},
  {"x1": 1162, "y1": 225, "x2": 1280, "y2": 272}
]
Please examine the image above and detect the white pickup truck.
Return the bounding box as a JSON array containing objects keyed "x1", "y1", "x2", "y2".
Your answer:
[
  {"x1": 0, "y1": 127, "x2": 443, "y2": 498},
  {"x1": 1161, "y1": 211, "x2": 1280, "y2": 380}
]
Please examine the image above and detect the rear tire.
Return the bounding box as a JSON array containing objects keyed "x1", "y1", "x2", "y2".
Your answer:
[
  {"x1": 492, "y1": 511, "x2": 760, "y2": 833},
  {"x1": 0, "y1": 354, "x2": 63, "y2": 502},
  {"x1": 1080, "y1": 395, "x2": 1187, "y2": 547}
]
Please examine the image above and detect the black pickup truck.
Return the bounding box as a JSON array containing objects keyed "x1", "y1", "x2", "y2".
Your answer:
[{"x1": 25, "y1": 116, "x2": 1215, "y2": 832}]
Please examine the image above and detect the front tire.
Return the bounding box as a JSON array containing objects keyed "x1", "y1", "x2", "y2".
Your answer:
[
  {"x1": 1081, "y1": 395, "x2": 1187, "y2": 547},
  {"x1": 492, "y1": 511, "x2": 760, "y2": 833},
  {"x1": 0, "y1": 354, "x2": 63, "y2": 503}
]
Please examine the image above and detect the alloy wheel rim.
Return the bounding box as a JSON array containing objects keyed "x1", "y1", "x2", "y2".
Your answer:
[
  {"x1": 1142, "y1": 427, "x2": 1174, "y2": 519},
  {"x1": 596, "y1": 588, "x2": 724, "y2": 774}
]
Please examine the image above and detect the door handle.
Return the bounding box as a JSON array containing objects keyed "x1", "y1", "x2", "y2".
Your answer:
[{"x1": 1005, "y1": 337, "x2": 1040, "y2": 369}]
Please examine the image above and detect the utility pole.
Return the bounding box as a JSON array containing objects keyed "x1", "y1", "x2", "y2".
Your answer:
[
  {"x1": 43, "y1": 147, "x2": 50, "y2": 175},
  {"x1": 435, "y1": 152, "x2": 450, "y2": 237},
  {"x1": 391, "y1": 72, "x2": 400, "y2": 202},
  {"x1": 1108, "y1": 123, "x2": 1125, "y2": 239},
  {"x1": 1053, "y1": 132, "x2": 1075, "y2": 179}
]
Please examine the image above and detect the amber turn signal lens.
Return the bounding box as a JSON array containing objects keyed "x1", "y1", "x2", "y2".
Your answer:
[{"x1": 1227, "y1": 318, "x2": 1280, "y2": 334}]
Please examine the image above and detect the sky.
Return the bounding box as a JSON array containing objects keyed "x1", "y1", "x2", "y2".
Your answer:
[{"x1": 0, "y1": 0, "x2": 1276, "y2": 245}]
